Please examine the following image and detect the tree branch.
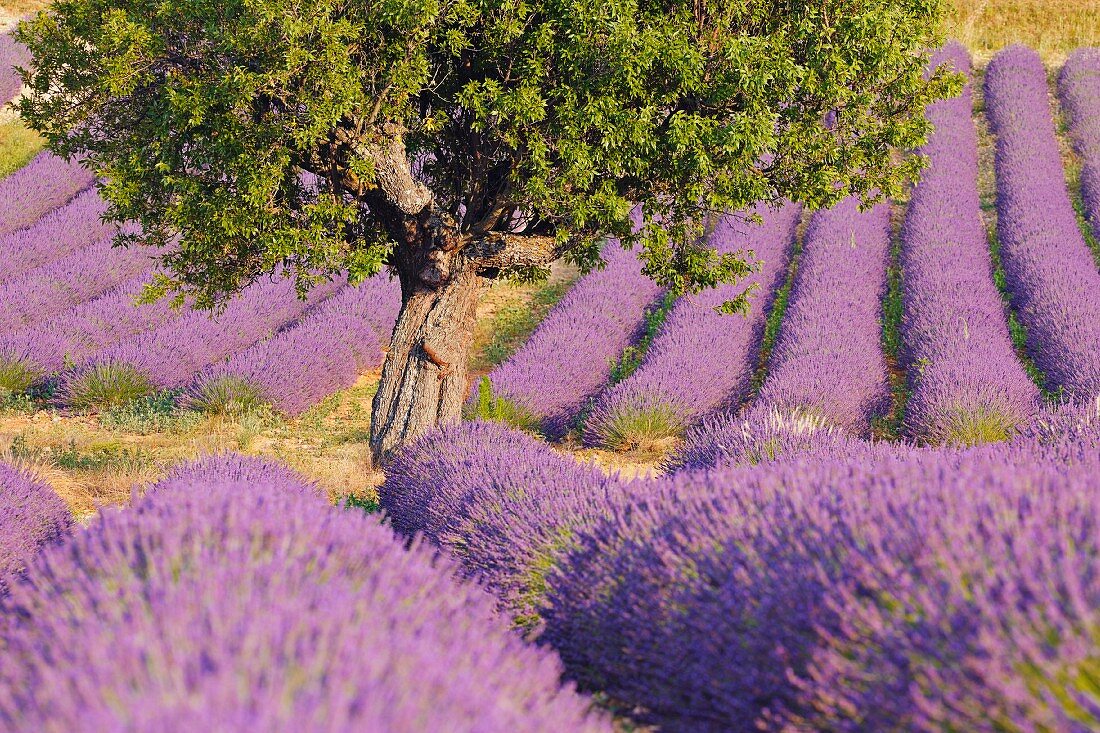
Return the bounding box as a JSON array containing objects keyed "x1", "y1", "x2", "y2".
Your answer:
[
  {"x1": 464, "y1": 231, "x2": 570, "y2": 271},
  {"x1": 337, "y1": 122, "x2": 432, "y2": 217}
]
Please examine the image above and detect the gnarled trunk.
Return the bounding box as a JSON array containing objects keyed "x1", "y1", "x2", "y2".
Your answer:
[{"x1": 369, "y1": 259, "x2": 484, "y2": 465}]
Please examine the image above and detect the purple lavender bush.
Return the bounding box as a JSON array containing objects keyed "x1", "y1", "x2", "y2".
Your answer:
[
  {"x1": 1059, "y1": 47, "x2": 1100, "y2": 238},
  {"x1": 668, "y1": 405, "x2": 882, "y2": 471},
  {"x1": 0, "y1": 462, "x2": 71, "y2": 596},
  {"x1": 789, "y1": 449, "x2": 1100, "y2": 731},
  {"x1": 0, "y1": 33, "x2": 30, "y2": 106},
  {"x1": 380, "y1": 420, "x2": 629, "y2": 628},
  {"x1": 58, "y1": 275, "x2": 343, "y2": 410},
  {"x1": 0, "y1": 189, "x2": 111, "y2": 284},
  {"x1": 0, "y1": 153, "x2": 95, "y2": 236},
  {"x1": 985, "y1": 45, "x2": 1100, "y2": 400},
  {"x1": 0, "y1": 236, "x2": 150, "y2": 331},
  {"x1": 901, "y1": 42, "x2": 1039, "y2": 444},
  {"x1": 583, "y1": 203, "x2": 800, "y2": 451},
  {"x1": 480, "y1": 242, "x2": 664, "y2": 439},
  {"x1": 0, "y1": 454, "x2": 610, "y2": 732},
  {"x1": 186, "y1": 274, "x2": 400, "y2": 416},
  {"x1": 544, "y1": 444, "x2": 1100, "y2": 731},
  {"x1": 1016, "y1": 394, "x2": 1100, "y2": 451}
]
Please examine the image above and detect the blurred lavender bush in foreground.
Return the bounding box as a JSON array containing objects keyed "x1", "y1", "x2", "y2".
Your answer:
[
  {"x1": 0, "y1": 454, "x2": 609, "y2": 732},
  {"x1": 0, "y1": 462, "x2": 71, "y2": 596}
]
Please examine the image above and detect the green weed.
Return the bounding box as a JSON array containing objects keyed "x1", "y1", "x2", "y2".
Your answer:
[
  {"x1": 100, "y1": 393, "x2": 201, "y2": 435},
  {"x1": 466, "y1": 376, "x2": 544, "y2": 435},
  {"x1": 609, "y1": 291, "x2": 678, "y2": 385}
]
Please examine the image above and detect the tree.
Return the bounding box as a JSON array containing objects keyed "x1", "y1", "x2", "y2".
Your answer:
[{"x1": 16, "y1": 0, "x2": 959, "y2": 463}]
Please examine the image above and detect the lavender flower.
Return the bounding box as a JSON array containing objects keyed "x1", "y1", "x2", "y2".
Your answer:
[
  {"x1": 0, "y1": 33, "x2": 29, "y2": 106},
  {"x1": 186, "y1": 274, "x2": 401, "y2": 415},
  {"x1": 380, "y1": 420, "x2": 630, "y2": 628},
  {"x1": 668, "y1": 405, "x2": 881, "y2": 470},
  {"x1": 901, "y1": 42, "x2": 1040, "y2": 444},
  {"x1": 0, "y1": 462, "x2": 71, "y2": 596},
  {"x1": 671, "y1": 196, "x2": 891, "y2": 467},
  {"x1": 985, "y1": 45, "x2": 1100, "y2": 400},
  {"x1": 751, "y1": 196, "x2": 892, "y2": 433},
  {"x1": 1059, "y1": 47, "x2": 1100, "y2": 238},
  {"x1": 789, "y1": 448, "x2": 1100, "y2": 731},
  {"x1": 0, "y1": 454, "x2": 609, "y2": 732},
  {"x1": 484, "y1": 243, "x2": 664, "y2": 439},
  {"x1": 0, "y1": 275, "x2": 178, "y2": 391},
  {"x1": 0, "y1": 153, "x2": 95, "y2": 236},
  {"x1": 583, "y1": 203, "x2": 801, "y2": 450},
  {"x1": 0, "y1": 189, "x2": 111, "y2": 284}
]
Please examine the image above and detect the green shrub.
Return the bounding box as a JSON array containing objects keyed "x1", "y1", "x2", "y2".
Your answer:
[
  {"x1": 99, "y1": 392, "x2": 201, "y2": 434},
  {"x1": 0, "y1": 357, "x2": 40, "y2": 395},
  {"x1": 936, "y1": 404, "x2": 1018, "y2": 446},
  {"x1": 598, "y1": 403, "x2": 685, "y2": 454},
  {"x1": 188, "y1": 375, "x2": 270, "y2": 417},
  {"x1": 66, "y1": 363, "x2": 155, "y2": 412}
]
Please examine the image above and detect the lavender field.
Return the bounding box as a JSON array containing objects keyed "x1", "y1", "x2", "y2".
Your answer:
[{"x1": 3, "y1": 30, "x2": 1100, "y2": 733}]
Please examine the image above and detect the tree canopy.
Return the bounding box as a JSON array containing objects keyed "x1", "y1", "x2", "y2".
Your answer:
[{"x1": 17, "y1": 0, "x2": 959, "y2": 307}]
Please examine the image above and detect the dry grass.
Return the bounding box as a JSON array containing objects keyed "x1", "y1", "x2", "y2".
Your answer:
[
  {"x1": 948, "y1": 0, "x2": 1100, "y2": 64},
  {"x1": 0, "y1": 1, "x2": 50, "y2": 20}
]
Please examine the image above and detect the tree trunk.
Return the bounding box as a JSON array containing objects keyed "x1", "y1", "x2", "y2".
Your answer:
[{"x1": 369, "y1": 260, "x2": 484, "y2": 465}]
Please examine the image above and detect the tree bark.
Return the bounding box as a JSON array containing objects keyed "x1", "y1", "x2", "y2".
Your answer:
[
  {"x1": 354, "y1": 124, "x2": 568, "y2": 464},
  {"x1": 369, "y1": 252, "x2": 485, "y2": 465}
]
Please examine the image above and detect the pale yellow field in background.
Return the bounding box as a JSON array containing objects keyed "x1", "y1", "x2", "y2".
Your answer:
[{"x1": 952, "y1": 0, "x2": 1100, "y2": 62}]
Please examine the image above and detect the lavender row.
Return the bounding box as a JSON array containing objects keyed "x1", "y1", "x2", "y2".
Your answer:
[
  {"x1": 0, "y1": 153, "x2": 95, "y2": 236},
  {"x1": 0, "y1": 454, "x2": 608, "y2": 731},
  {"x1": 583, "y1": 202, "x2": 800, "y2": 450},
  {"x1": 985, "y1": 45, "x2": 1100, "y2": 400},
  {"x1": 0, "y1": 188, "x2": 111, "y2": 283},
  {"x1": 58, "y1": 275, "x2": 345, "y2": 408},
  {"x1": 0, "y1": 235, "x2": 150, "y2": 331},
  {"x1": 0, "y1": 33, "x2": 29, "y2": 107},
  {"x1": 0, "y1": 274, "x2": 179, "y2": 391},
  {"x1": 186, "y1": 274, "x2": 401, "y2": 416},
  {"x1": 0, "y1": 462, "x2": 71, "y2": 596},
  {"x1": 900, "y1": 43, "x2": 1039, "y2": 444},
  {"x1": 1059, "y1": 48, "x2": 1100, "y2": 240},
  {"x1": 484, "y1": 241, "x2": 664, "y2": 439},
  {"x1": 753, "y1": 197, "x2": 892, "y2": 432}
]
